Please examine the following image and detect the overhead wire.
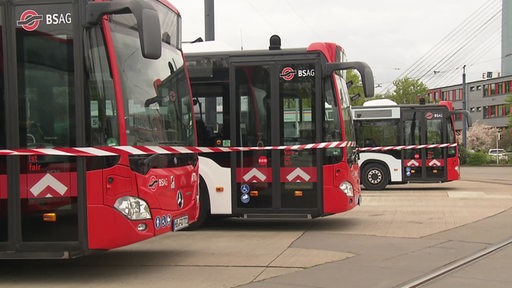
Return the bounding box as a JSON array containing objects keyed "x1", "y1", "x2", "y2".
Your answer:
[
  {"x1": 414, "y1": 0, "x2": 499, "y2": 80},
  {"x1": 386, "y1": 1, "x2": 490, "y2": 85},
  {"x1": 428, "y1": 29, "x2": 501, "y2": 88},
  {"x1": 424, "y1": 21, "x2": 501, "y2": 87},
  {"x1": 409, "y1": 5, "x2": 493, "y2": 80},
  {"x1": 382, "y1": 0, "x2": 502, "y2": 93},
  {"x1": 422, "y1": 7, "x2": 501, "y2": 87}
]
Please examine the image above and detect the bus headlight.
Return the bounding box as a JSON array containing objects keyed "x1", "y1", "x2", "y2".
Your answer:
[
  {"x1": 114, "y1": 196, "x2": 152, "y2": 220},
  {"x1": 339, "y1": 181, "x2": 354, "y2": 197}
]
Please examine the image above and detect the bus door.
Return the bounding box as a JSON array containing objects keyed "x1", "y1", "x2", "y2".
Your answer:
[
  {"x1": 402, "y1": 108, "x2": 448, "y2": 182},
  {"x1": 230, "y1": 60, "x2": 322, "y2": 217},
  {"x1": 0, "y1": 3, "x2": 83, "y2": 257}
]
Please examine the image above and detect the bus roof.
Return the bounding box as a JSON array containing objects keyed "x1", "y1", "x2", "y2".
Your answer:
[
  {"x1": 183, "y1": 41, "x2": 238, "y2": 53},
  {"x1": 363, "y1": 99, "x2": 398, "y2": 106},
  {"x1": 307, "y1": 42, "x2": 345, "y2": 63},
  {"x1": 183, "y1": 38, "x2": 342, "y2": 61},
  {"x1": 359, "y1": 99, "x2": 455, "y2": 111}
]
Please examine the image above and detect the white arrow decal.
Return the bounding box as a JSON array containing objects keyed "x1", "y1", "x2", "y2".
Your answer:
[
  {"x1": 286, "y1": 168, "x2": 311, "y2": 182},
  {"x1": 428, "y1": 159, "x2": 441, "y2": 166},
  {"x1": 406, "y1": 160, "x2": 420, "y2": 167},
  {"x1": 243, "y1": 168, "x2": 266, "y2": 182},
  {"x1": 30, "y1": 173, "x2": 68, "y2": 197}
]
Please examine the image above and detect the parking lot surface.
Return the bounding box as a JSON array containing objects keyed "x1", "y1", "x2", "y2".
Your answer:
[{"x1": 1, "y1": 166, "x2": 511, "y2": 288}]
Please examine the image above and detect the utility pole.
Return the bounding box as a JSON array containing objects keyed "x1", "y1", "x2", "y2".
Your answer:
[
  {"x1": 204, "y1": 0, "x2": 215, "y2": 41},
  {"x1": 204, "y1": 0, "x2": 216, "y2": 130},
  {"x1": 496, "y1": 132, "x2": 500, "y2": 165},
  {"x1": 462, "y1": 65, "x2": 468, "y2": 148}
]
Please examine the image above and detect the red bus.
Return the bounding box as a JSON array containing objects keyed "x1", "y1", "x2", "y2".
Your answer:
[
  {"x1": 0, "y1": 0, "x2": 198, "y2": 258},
  {"x1": 185, "y1": 36, "x2": 374, "y2": 227},
  {"x1": 352, "y1": 99, "x2": 470, "y2": 190}
]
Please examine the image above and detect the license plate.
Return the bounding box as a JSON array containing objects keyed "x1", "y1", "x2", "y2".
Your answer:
[{"x1": 173, "y1": 216, "x2": 189, "y2": 231}]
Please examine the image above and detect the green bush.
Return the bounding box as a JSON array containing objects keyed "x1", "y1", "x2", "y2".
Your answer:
[
  {"x1": 486, "y1": 155, "x2": 510, "y2": 165},
  {"x1": 466, "y1": 152, "x2": 489, "y2": 166}
]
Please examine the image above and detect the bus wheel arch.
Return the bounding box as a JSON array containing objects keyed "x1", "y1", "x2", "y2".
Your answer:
[
  {"x1": 186, "y1": 176, "x2": 211, "y2": 230},
  {"x1": 361, "y1": 161, "x2": 389, "y2": 190}
]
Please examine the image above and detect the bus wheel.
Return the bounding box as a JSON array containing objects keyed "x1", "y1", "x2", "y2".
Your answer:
[
  {"x1": 185, "y1": 178, "x2": 210, "y2": 230},
  {"x1": 361, "y1": 163, "x2": 388, "y2": 190}
]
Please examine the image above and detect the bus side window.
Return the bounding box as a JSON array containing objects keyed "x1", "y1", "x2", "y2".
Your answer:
[
  {"x1": 0, "y1": 76, "x2": 4, "y2": 148},
  {"x1": 299, "y1": 122, "x2": 313, "y2": 142},
  {"x1": 364, "y1": 138, "x2": 377, "y2": 147},
  {"x1": 85, "y1": 43, "x2": 120, "y2": 146},
  {"x1": 195, "y1": 118, "x2": 208, "y2": 146}
]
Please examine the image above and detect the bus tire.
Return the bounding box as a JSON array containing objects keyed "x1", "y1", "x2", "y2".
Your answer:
[
  {"x1": 361, "y1": 163, "x2": 389, "y2": 190},
  {"x1": 185, "y1": 177, "x2": 210, "y2": 230}
]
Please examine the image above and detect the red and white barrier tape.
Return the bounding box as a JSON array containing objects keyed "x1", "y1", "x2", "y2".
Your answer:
[
  {"x1": 357, "y1": 143, "x2": 457, "y2": 152},
  {"x1": 0, "y1": 142, "x2": 458, "y2": 157},
  {"x1": 0, "y1": 141, "x2": 353, "y2": 157}
]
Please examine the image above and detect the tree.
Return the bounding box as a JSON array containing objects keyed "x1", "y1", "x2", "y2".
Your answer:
[
  {"x1": 499, "y1": 127, "x2": 512, "y2": 151},
  {"x1": 506, "y1": 94, "x2": 512, "y2": 127},
  {"x1": 347, "y1": 70, "x2": 388, "y2": 106},
  {"x1": 465, "y1": 122, "x2": 499, "y2": 152},
  {"x1": 389, "y1": 77, "x2": 429, "y2": 104},
  {"x1": 346, "y1": 70, "x2": 366, "y2": 106}
]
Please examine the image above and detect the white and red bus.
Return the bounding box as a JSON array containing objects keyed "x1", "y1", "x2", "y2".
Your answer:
[
  {"x1": 185, "y1": 36, "x2": 374, "y2": 227},
  {"x1": 352, "y1": 99, "x2": 469, "y2": 190},
  {"x1": 0, "y1": 0, "x2": 198, "y2": 258}
]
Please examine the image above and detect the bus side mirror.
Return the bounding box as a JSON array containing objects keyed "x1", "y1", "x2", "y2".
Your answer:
[
  {"x1": 349, "y1": 149, "x2": 359, "y2": 165},
  {"x1": 86, "y1": 0, "x2": 162, "y2": 59},
  {"x1": 324, "y1": 62, "x2": 375, "y2": 98}
]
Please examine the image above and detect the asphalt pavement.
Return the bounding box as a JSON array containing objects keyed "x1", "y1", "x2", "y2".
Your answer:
[
  {"x1": 0, "y1": 166, "x2": 510, "y2": 288},
  {"x1": 238, "y1": 166, "x2": 512, "y2": 288}
]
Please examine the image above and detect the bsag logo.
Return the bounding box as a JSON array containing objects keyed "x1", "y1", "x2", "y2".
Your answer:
[
  {"x1": 17, "y1": 10, "x2": 44, "y2": 31},
  {"x1": 148, "y1": 176, "x2": 170, "y2": 192},
  {"x1": 280, "y1": 67, "x2": 296, "y2": 81},
  {"x1": 280, "y1": 67, "x2": 315, "y2": 81},
  {"x1": 17, "y1": 10, "x2": 72, "y2": 31},
  {"x1": 148, "y1": 176, "x2": 159, "y2": 191},
  {"x1": 297, "y1": 69, "x2": 315, "y2": 77},
  {"x1": 425, "y1": 112, "x2": 443, "y2": 120}
]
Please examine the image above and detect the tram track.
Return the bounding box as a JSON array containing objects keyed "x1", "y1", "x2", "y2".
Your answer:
[{"x1": 398, "y1": 237, "x2": 512, "y2": 288}]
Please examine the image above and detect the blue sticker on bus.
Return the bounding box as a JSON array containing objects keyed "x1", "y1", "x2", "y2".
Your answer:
[
  {"x1": 161, "y1": 215, "x2": 167, "y2": 227},
  {"x1": 241, "y1": 184, "x2": 250, "y2": 194},
  {"x1": 155, "y1": 216, "x2": 161, "y2": 229},
  {"x1": 241, "y1": 193, "x2": 250, "y2": 204}
]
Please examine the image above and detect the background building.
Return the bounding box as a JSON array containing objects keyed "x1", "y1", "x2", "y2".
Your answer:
[{"x1": 428, "y1": 74, "x2": 511, "y2": 130}]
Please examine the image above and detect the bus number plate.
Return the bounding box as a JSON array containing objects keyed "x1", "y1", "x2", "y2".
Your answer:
[{"x1": 173, "y1": 216, "x2": 189, "y2": 231}]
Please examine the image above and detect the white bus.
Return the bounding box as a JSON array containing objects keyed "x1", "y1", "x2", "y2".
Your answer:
[{"x1": 352, "y1": 99, "x2": 469, "y2": 190}]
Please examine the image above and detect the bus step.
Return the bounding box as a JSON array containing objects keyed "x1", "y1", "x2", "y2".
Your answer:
[{"x1": 243, "y1": 214, "x2": 312, "y2": 219}]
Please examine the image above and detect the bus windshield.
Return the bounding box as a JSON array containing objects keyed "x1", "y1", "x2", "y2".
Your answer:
[{"x1": 110, "y1": 12, "x2": 194, "y2": 146}]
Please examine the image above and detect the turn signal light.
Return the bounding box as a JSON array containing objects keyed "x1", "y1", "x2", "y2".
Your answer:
[
  {"x1": 294, "y1": 191, "x2": 303, "y2": 197},
  {"x1": 249, "y1": 191, "x2": 259, "y2": 197},
  {"x1": 43, "y1": 213, "x2": 57, "y2": 222},
  {"x1": 216, "y1": 186, "x2": 224, "y2": 192}
]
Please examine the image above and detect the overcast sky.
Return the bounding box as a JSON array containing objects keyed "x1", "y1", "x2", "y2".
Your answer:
[{"x1": 172, "y1": 0, "x2": 501, "y2": 93}]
